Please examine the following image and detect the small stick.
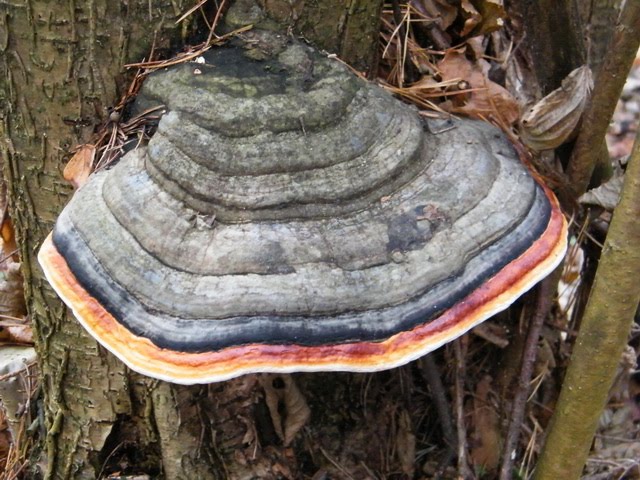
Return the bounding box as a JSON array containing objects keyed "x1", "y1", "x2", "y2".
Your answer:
[
  {"x1": 419, "y1": 355, "x2": 456, "y2": 450},
  {"x1": 454, "y1": 339, "x2": 472, "y2": 478},
  {"x1": 419, "y1": 355, "x2": 456, "y2": 478},
  {"x1": 499, "y1": 274, "x2": 557, "y2": 480}
]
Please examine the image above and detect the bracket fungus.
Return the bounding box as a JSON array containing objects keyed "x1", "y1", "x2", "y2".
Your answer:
[{"x1": 39, "y1": 33, "x2": 567, "y2": 384}]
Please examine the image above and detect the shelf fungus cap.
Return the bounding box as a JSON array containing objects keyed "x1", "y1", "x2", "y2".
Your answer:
[{"x1": 39, "y1": 33, "x2": 567, "y2": 384}]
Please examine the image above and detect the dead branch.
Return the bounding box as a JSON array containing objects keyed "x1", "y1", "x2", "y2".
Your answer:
[{"x1": 499, "y1": 273, "x2": 558, "y2": 479}]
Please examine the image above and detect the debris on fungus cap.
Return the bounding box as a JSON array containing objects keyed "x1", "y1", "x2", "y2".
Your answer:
[{"x1": 38, "y1": 32, "x2": 568, "y2": 385}]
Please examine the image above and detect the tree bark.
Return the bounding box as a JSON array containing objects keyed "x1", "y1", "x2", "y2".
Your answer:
[
  {"x1": 578, "y1": 0, "x2": 623, "y2": 76},
  {"x1": 508, "y1": 0, "x2": 585, "y2": 96},
  {"x1": 261, "y1": 0, "x2": 383, "y2": 74}
]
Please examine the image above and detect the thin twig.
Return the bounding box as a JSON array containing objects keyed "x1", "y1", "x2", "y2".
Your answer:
[
  {"x1": 0, "y1": 317, "x2": 28, "y2": 325},
  {"x1": 0, "y1": 248, "x2": 19, "y2": 265},
  {"x1": 407, "y1": 0, "x2": 450, "y2": 50},
  {"x1": 0, "y1": 360, "x2": 37, "y2": 382},
  {"x1": 453, "y1": 339, "x2": 472, "y2": 478},
  {"x1": 206, "y1": 0, "x2": 227, "y2": 44},
  {"x1": 418, "y1": 355, "x2": 456, "y2": 478},
  {"x1": 125, "y1": 25, "x2": 251, "y2": 70},
  {"x1": 319, "y1": 446, "x2": 356, "y2": 480},
  {"x1": 499, "y1": 274, "x2": 557, "y2": 480},
  {"x1": 419, "y1": 355, "x2": 456, "y2": 450},
  {"x1": 175, "y1": 0, "x2": 208, "y2": 24}
]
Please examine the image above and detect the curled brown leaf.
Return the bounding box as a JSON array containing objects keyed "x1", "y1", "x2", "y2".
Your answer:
[
  {"x1": 437, "y1": 49, "x2": 519, "y2": 125},
  {"x1": 520, "y1": 65, "x2": 593, "y2": 151},
  {"x1": 64, "y1": 144, "x2": 96, "y2": 189},
  {"x1": 259, "y1": 374, "x2": 310, "y2": 446}
]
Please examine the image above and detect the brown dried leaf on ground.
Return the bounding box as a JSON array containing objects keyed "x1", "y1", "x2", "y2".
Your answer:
[
  {"x1": 437, "y1": 49, "x2": 519, "y2": 125},
  {"x1": 0, "y1": 261, "x2": 25, "y2": 323},
  {"x1": 579, "y1": 174, "x2": 625, "y2": 210},
  {"x1": 520, "y1": 65, "x2": 593, "y2": 151},
  {"x1": 472, "y1": 322, "x2": 509, "y2": 348},
  {"x1": 469, "y1": 375, "x2": 501, "y2": 473},
  {"x1": 410, "y1": 0, "x2": 505, "y2": 39},
  {"x1": 0, "y1": 216, "x2": 16, "y2": 255},
  {"x1": 0, "y1": 322, "x2": 32, "y2": 345},
  {"x1": 470, "y1": 0, "x2": 507, "y2": 37},
  {"x1": 410, "y1": 0, "x2": 458, "y2": 31},
  {"x1": 63, "y1": 144, "x2": 96, "y2": 189},
  {"x1": 260, "y1": 374, "x2": 310, "y2": 446},
  {"x1": 557, "y1": 240, "x2": 584, "y2": 320},
  {"x1": 460, "y1": 0, "x2": 481, "y2": 37},
  {"x1": 0, "y1": 215, "x2": 25, "y2": 322},
  {"x1": 584, "y1": 443, "x2": 640, "y2": 479}
]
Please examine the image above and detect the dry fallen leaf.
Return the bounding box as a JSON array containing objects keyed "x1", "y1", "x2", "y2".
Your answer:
[
  {"x1": 0, "y1": 346, "x2": 36, "y2": 433},
  {"x1": 260, "y1": 374, "x2": 310, "y2": 446},
  {"x1": 558, "y1": 240, "x2": 584, "y2": 319},
  {"x1": 437, "y1": 49, "x2": 519, "y2": 125},
  {"x1": 0, "y1": 261, "x2": 26, "y2": 321},
  {"x1": 0, "y1": 215, "x2": 25, "y2": 321},
  {"x1": 520, "y1": 65, "x2": 593, "y2": 151},
  {"x1": 396, "y1": 409, "x2": 416, "y2": 477},
  {"x1": 470, "y1": 0, "x2": 507, "y2": 37},
  {"x1": 63, "y1": 144, "x2": 96, "y2": 189},
  {"x1": 460, "y1": 0, "x2": 481, "y2": 37},
  {"x1": 472, "y1": 322, "x2": 509, "y2": 348},
  {"x1": 0, "y1": 215, "x2": 16, "y2": 255},
  {"x1": 410, "y1": 0, "x2": 458, "y2": 30},
  {"x1": 579, "y1": 173, "x2": 624, "y2": 210},
  {"x1": 469, "y1": 375, "x2": 501, "y2": 472},
  {"x1": 0, "y1": 322, "x2": 33, "y2": 345}
]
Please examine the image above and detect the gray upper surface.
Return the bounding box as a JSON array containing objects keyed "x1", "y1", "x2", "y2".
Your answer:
[{"x1": 52, "y1": 32, "x2": 550, "y2": 351}]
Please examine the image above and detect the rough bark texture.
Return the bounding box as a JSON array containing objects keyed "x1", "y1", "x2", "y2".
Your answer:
[
  {"x1": 578, "y1": 0, "x2": 623, "y2": 75},
  {"x1": 534, "y1": 115, "x2": 640, "y2": 480},
  {"x1": 260, "y1": 0, "x2": 383, "y2": 74},
  {"x1": 508, "y1": 0, "x2": 585, "y2": 96}
]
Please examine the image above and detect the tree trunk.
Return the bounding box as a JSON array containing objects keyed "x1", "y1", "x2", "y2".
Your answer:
[
  {"x1": 0, "y1": 1, "x2": 414, "y2": 479},
  {"x1": 508, "y1": 0, "x2": 585, "y2": 96}
]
